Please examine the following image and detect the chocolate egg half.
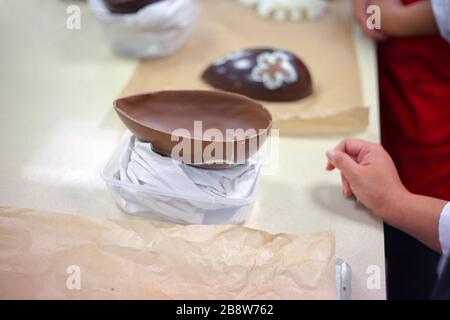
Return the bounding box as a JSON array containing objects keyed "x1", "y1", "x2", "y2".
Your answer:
[
  {"x1": 103, "y1": 0, "x2": 164, "y2": 14},
  {"x1": 202, "y1": 48, "x2": 313, "y2": 102},
  {"x1": 114, "y1": 90, "x2": 272, "y2": 168}
]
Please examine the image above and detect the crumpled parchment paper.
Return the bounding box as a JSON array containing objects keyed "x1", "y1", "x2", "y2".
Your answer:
[{"x1": 0, "y1": 207, "x2": 335, "y2": 299}]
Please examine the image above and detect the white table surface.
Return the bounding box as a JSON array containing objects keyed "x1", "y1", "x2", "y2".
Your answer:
[{"x1": 0, "y1": 0, "x2": 385, "y2": 299}]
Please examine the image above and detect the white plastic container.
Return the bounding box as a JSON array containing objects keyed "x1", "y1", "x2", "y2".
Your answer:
[
  {"x1": 88, "y1": 0, "x2": 200, "y2": 58},
  {"x1": 101, "y1": 132, "x2": 262, "y2": 224}
]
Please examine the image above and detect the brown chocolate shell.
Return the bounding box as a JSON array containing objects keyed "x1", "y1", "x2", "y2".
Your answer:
[{"x1": 114, "y1": 90, "x2": 272, "y2": 168}]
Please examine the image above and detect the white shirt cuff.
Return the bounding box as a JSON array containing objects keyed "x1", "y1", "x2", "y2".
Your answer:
[
  {"x1": 439, "y1": 202, "x2": 450, "y2": 255},
  {"x1": 431, "y1": 0, "x2": 450, "y2": 44}
]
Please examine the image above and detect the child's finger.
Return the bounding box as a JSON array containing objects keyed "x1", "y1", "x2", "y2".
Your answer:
[
  {"x1": 326, "y1": 161, "x2": 335, "y2": 171},
  {"x1": 341, "y1": 173, "x2": 353, "y2": 197}
]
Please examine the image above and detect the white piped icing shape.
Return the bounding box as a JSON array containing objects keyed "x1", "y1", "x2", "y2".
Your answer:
[
  {"x1": 213, "y1": 50, "x2": 246, "y2": 66},
  {"x1": 250, "y1": 51, "x2": 298, "y2": 90},
  {"x1": 238, "y1": 0, "x2": 327, "y2": 21}
]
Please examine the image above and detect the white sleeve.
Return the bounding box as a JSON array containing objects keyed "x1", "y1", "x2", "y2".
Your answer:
[
  {"x1": 439, "y1": 202, "x2": 450, "y2": 255},
  {"x1": 431, "y1": 0, "x2": 450, "y2": 44}
]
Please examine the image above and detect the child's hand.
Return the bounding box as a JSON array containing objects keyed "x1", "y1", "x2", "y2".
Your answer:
[
  {"x1": 326, "y1": 139, "x2": 409, "y2": 220},
  {"x1": 326, "y1": 139, "x2": 447, "y2": 253}
]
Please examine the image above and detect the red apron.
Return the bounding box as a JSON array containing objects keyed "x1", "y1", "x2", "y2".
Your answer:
[
  {"x1": 378, "y1": 0, "x2": 450, "y2": 299},
  {"x1": 379, "y1": 0, "x2": 450, "y2": 200}
]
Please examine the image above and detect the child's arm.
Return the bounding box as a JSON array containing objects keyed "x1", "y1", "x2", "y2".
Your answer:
[
  {"x1": 352, "y1": 0, "x2": 440, "y2": 39},
  {"x1": 390, "y1": 193, "x2": 448, "y2": 254},
  {"x1": 374, "y1": 0, "x2": 439, "y2": 37}
]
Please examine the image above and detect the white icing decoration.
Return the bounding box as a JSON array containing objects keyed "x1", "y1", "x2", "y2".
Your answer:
[
  {"x1": 233, "y1": 58, "x2": 252, "y2": 70},
  {"x1": 213, "y1": 50, "x2": 245, "y2": 66},
  {"x1": 237, "y1": 0, "x2": 327, "y2": 21},
  {"x1": 250, "y1": 51, "x2": 298, "y2": 90}
]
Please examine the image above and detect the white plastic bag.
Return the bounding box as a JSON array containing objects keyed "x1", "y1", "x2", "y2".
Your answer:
[
  {"x1": 101, "y1": 132, "x2": 262, "y2": 224},
  {"x1": 88, "y1": 0, "x2": 200, "y2": 58}
]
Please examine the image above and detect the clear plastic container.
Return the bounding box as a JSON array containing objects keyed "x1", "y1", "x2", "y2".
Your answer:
[{"x1": 101, "y1": 132, "x2": 262, "y2": 224}]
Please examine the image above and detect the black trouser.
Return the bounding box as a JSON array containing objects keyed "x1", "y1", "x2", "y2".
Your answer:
[{"x1": 384, "y1": 224, "x2": 441, "y2": 300}]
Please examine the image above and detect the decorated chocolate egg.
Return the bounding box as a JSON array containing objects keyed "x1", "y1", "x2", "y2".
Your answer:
[{"x1": 202, "y1": 48, "x2": 313, "y2": 102}]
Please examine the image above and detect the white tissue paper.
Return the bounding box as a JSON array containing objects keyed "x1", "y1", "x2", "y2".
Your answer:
[
  {"x1": 88, "y1": 0, "x2": 200, "y2": 58},
  {"x1": 102, "y1": 132, "x2": 262, "y2": 224}
]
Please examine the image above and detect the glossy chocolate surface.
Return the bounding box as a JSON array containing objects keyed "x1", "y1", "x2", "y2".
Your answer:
[
  {"x1": 202, "y1": 48, "x2": 313, "y2": 102},
  {"x1": 103, "y1": 0, "x2": 163, "y2": 14},
  {"x1": 114, "y1": 90, "x2": 272, "y2": 167}
]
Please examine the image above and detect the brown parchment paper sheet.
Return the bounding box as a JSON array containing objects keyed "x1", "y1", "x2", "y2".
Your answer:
[
  {"x1": 0, "y1": 207, "x2": 335, "y2": 299},
  {"x1": 120, "y1": 0, "x2": 367, "y2": 135}
]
